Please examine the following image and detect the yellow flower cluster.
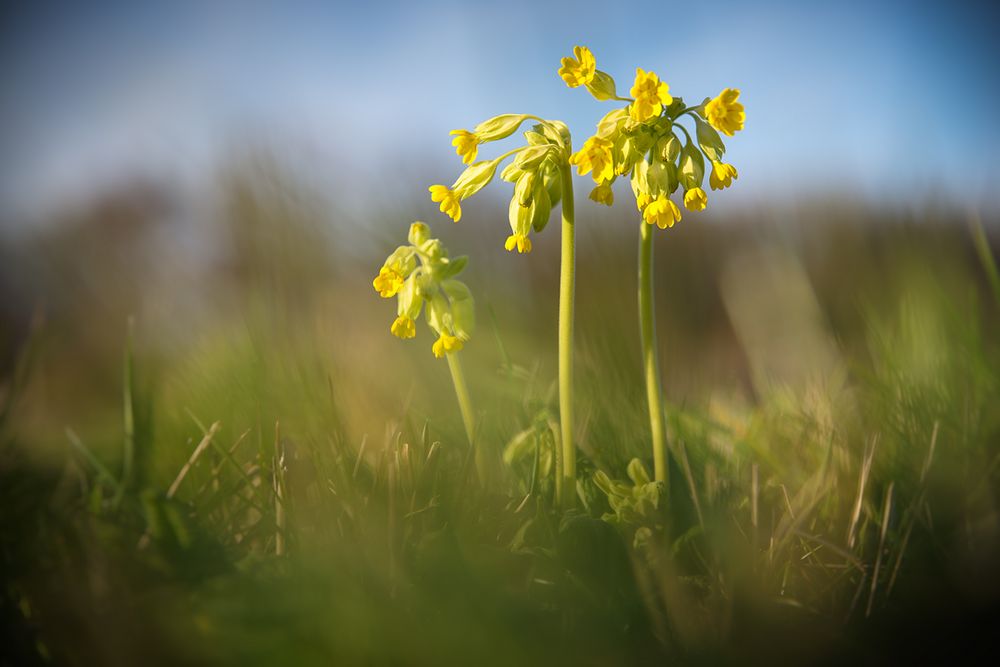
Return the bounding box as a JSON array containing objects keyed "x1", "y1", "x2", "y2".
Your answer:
[
  {"x1": 559, "y1": 45, "x2": 745, "y2": 229},
  {"x1": 429, "y1": 113, "x2": 571, "y2": 254},
  {"x1": 373, "y1": 222, "x2": 475, "y2": 358}
]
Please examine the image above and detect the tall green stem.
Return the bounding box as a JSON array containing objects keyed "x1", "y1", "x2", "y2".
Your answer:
[
  {"x1": 446, "y1": 352, "x2": 483, "y2": 478},
  {"x1": 639, "y1": 221, "x2": 668, "y2": 484},
  {"x1": 558, "y1": 163, "x2": 576, "y2": 508}
]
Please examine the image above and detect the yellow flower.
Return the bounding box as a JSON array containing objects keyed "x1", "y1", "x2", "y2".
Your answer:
[
  {"x1": 569, "y1": 136, "x2": 614, "y2": 183},
  {"x1": 642, "y1": 194, "x2": 682, "y2": 229},
  {"x1": 504, "y1": 233, "x2": 532, "y2": 254},
  {"x1": 635, "y1": 192, "x2": 652, "y2": 211},
  {"x1": 432, "y1": 333, "x2": 464, "y2": 358},
  {"x1": 704, "y1": 88, "x2": 745, "y2": 136},
  {"x1": 558, "y1": 46, "x2": 596, "y2": 88},
  {"x1": 709, "y1": 161, "x2": 738, "y2": 190},
  {"x1": 429, "y1": 185, "x2": 462, "y2": 222},
  {"x1": 629, "y1": 68, "x2": 672, "y2": 123},
  {"x1": 373, "y1": 266, "x2": 405, "y2": 298},
  {"x1": 589, "y1": 183, "x2": 614, "y2": 206},
  {"x1": 683, "y1": 187, "x2": 707, "y2": 211},
  {"x1": 450, "y1": 129, "x2": 479, "y2": 164},
  {"x1": 390, "y1": 315, "x2": 416, "y2": 339}
]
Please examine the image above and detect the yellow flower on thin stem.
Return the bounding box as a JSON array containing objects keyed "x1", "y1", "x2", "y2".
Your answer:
[
  {"x1": 390, "y1": 315, "x2": 416, "y2": 339},
  {"x1": 450, "y1": 129, "x2": 479, "y2": 164},
  {"x1": 629, "y1": 68, "x2": 672, "y2": 123},
  {"x1": 429, "y1": 185, "x2": 462, "y2": 222},
  {"x1": 709, "y1": 161, "x2": 738, "y2": 190},
  {"x1": 558, "y1": 46, "x2": 596, "y2": 88},
  {"x1": 683, "y1": 187, "x2": 707, "y2": 211},
  {"x1": 642, "y1": 193, "x2": 682, "y2": 229},
  {"x1": 704, "y1": 88, "x2": 745, "y2": 136},
  {"x1": 432, "y1": 332, "x2": 464, "y2": 358},
  {"x1": 569, "y1": 136, "x2": 614, "y2": 183},
  {"x1": 373, "y1": 266, "x2": 405, "y2": 298},
  {"x1": 589, "y1": 183, "x2": 614, "y2": 206},
  {"x1": 504, "y1": 233, "x2": 533, "y2": 254}
]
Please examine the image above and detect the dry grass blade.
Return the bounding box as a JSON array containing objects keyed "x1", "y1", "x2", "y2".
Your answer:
[
  {"x1": 167, "y1": 421, "x2": 221, "y2": 499},
  {"x1": 848, "y1": 434, "x2": 878, "y2": 549},
  {"x1": 866, "y1": 481, "x2": 894, "y2": 617}
]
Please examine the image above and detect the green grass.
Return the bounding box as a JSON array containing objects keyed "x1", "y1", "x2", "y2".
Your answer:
[{"x1": 2, "y1": 174, "x2": 999, "y2": 664}]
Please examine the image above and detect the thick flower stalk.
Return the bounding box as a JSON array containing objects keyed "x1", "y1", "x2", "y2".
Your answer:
[
  {"x1": 428, "y1": 112, "x2": 580, "y2": 508},
  {"x1": 373, "y1": 222, "x2": 481, "y2": 475},
  {"x1": 559, "y1": 45, "x2": 746, "y2": 485}
]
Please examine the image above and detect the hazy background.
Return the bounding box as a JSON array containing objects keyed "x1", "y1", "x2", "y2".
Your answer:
[{"x1": 2, "y1": 0, "x2": 1000, "y2": 229}]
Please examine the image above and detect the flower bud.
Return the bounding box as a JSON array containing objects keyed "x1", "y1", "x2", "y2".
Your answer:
[
  {"x1": 586, "y1": 70, "x2": 619, "y2": 101},
  {"x1": 474, "y1": 114, "x2": 530, "y2": 142},
  {"x1": 408, "y1": 221, "x2": 430, "y2": 246},
  {"x1": 694, "y1": 117, "x2": 726, "y2": 163},
  {"x1": 677, "y1": 142, "x2": 705, "y2": 191},
  {"x1": 452, "y1": 158, "x2": 500, "y2": 198}
]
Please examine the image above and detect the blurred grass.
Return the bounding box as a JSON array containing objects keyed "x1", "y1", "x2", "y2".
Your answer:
[{"x1": 2, "y1": 160, "x2": 999, "y2": 664}]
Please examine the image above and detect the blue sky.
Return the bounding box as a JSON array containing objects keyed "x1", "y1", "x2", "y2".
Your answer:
[{"x1": 1, "y1": 0, "x2": 999, "y2": 224}]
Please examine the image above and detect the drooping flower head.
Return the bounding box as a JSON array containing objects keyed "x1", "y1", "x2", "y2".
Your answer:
[
  {"x1": 430, "y1": 114, "x2": 569, "y2": 254},
  {"x1": 683, "y1": 187, "x2": 707, "y2": 212},
  {"x1": 709, "y1": 161, "x2": 738, "y2": 190},
  {"x1": 429, "y1": 185, "x2": 462, "y2": 222},
  {"x1": 504, "y1": 233, "x2": 533, "y2": 254},
  {"x1": 450, "y1": 129, "x2": 479, "y2": 164},
  {"x1": 558, "y1": 46, "x2": 596, "y2": 88},
  {"x1": 432, "y1": 333, "x2": 464, "y2": 358},
  {"x1": 642, "y1": 194, "x2": 682, "y2": 229},
  {"x1": 374, "y1": 222, "x2": 475, "y2": 358},
  {"x1": 589, "y1": 183, "x2": 614, "y2": 206},
  {"x1": 373, "y1": 266, "x2": 405, "y2": 298},
  {"x1": 391, "y1": 315, "x2": 416, "y2": 339},
  {"x1": 704, "y1": 88, "x2": 745, "y2": 137}
]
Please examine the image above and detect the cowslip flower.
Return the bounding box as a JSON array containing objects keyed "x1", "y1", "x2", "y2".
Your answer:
[
  {"x1": 683, "y1": 187, "x2": 707, "y2": 211},
  {"x1": 559, "y1": 46, "x2": 596, "y2": 88},
  {"x1": 391, "y1": 315, "x2": 416, "y2": 339},
  {"x1": 589, "y1": 183, "x2": 614, "y2": 206},
  {"x1": 709, "y1": 161, "x2": 738, "y2": 190},
  {"x1": 643, "y1": 194, "x2": 682, "y2": 229},
  {"x1": 373, "y1": 265, "x2": 405, "y2": 298},
  {"x1": 635, "y1": 192, "x2": 652, "y2": 212},
  {"x1": 629, "y1": 68, "x2": 672, "y2": 123},
  {"x1": 429, "y1": 185, "x2": 462, "y2": 222},
  {"x1": 704, "y1": 88, "x2": 745, "y2": 137},
  {"x1": 450, "y1": 129, "x2": 479, "y2": 164},
  {"x1": 504, "y1": 232, "x2": 533, "y2": 254},
  {"x1": 569, "y1": 136, "x2": 614, "y2": 183},
  {"x1": 432, "y1": 333, "x2": 464, "y2": 358}
]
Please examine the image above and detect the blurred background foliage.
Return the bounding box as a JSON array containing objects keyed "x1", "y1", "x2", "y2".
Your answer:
[{"x1": 1, "y1": 154, "x2": 999, "y2": 664}]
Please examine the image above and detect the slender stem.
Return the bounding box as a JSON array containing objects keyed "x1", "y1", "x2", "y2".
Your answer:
[
  {"x1": 445, "y1": 352, "x2": 475, "y2": 444},
  {"x1": 558, "y1": 163, "x2": 576, "y2": 508},
  {"x1": 639, "y1": 220, "x2": 668, "y2": 484},
  {"x1": 446, "y1": 352, "x2": 484, "y2": 479}
]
